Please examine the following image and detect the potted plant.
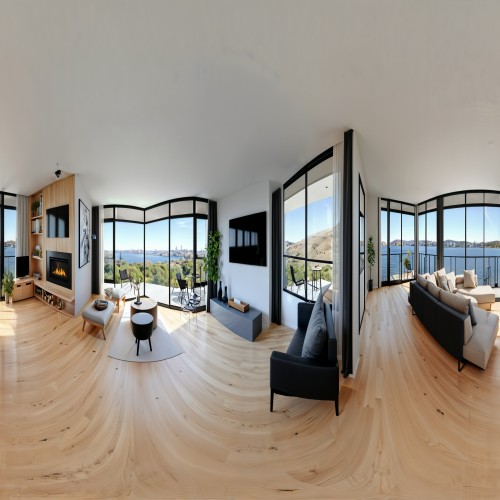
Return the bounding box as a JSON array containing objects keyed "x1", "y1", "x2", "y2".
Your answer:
[
  {"x1": 31, "y1": 200, "x2": 40, "y2": 217},
  {"x1": 2, "y1": 271, "x2": 15, "y2": 304},
  {"x1": 367, "y1": 236, "x2": 376, "y2": 291},
  {"x1": 204, "y1": 229, "x2": 222, "y2": 302}
]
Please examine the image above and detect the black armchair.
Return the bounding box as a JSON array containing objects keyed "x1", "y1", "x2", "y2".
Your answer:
[
  {"x1": 290, "y1": 266, "x2": 305, "y2": 292},
  {"x1": 119, "y1": 269, "x2": 131, "y2": 289},
  {"x1": 270, "y1": 300, "x2": 339, "y2": 415}
]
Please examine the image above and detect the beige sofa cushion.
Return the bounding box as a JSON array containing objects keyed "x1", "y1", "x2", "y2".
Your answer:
[
  {"x1": 464, "y1": 269, "x2": 476, "y2": 288},
  {"x1": 427, "y1": 281, "x2": 441, "y2": 300},
  {"x1": 434, "y1": 268, "x2": 447, "y2": 288},
  {"x1": 416, "y1": 274, "x2": 428, "y2": 289},
  {"x1": 427, "y1": 273, "x2": 437, "y2": 286},
  {"x1": 456, "y1": 285, "x2": 495, "y2": 305},
  {"x1": 463, "y1": 308, "x2": 499, "y2": 369},
  {"x1": 446, "y1": 271, "x2": 456, "y2": 291},
  {"x1": 440, "y1": 289, "x2": 469, "y2": 315}
]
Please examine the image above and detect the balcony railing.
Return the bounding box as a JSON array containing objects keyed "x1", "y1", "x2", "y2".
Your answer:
[{"x1": 419, "y1": 253, "x2": 500, "y2": 286}]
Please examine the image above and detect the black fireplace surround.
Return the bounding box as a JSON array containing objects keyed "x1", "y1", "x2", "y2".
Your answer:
[{"x1": 46, "y1": 251, "x2": 72, "y2": 290}]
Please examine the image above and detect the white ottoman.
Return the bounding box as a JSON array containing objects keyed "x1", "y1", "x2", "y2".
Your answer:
[
  {"x1": 82, "y1": 300, "x2": 114, "y2": 339},
  {"x1": 105, "y1": 287, "x2": 127, "y2": 312}
]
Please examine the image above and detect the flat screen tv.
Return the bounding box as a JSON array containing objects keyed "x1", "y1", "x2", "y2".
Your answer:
[
  {"x1": 229, "y1": 211, "x2": 267, "y2": 266},
  {"x1": 47, "y1": 204, "x2": 69, "y2": 238},
  {"x1": 16, "y1": 255, "x2": 30, "y2": 278}
]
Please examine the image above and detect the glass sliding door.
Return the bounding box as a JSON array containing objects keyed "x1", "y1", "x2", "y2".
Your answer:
[
  {"x1": 170, "y1": 217, "x2": 194, "y2": 307},
  {"x1": 484, "y1": 201, "x2": 500, "y2": 287},
  {"x1": 443, "y1": 194, "x2": 466, "y2": 276}
]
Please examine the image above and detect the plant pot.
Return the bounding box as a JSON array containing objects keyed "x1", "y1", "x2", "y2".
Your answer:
[{"x1": 368, "y1": 279, "x2": 373, "y2": 292}]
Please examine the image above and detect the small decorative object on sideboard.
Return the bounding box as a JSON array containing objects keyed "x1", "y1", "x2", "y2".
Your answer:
[
  {"x1": 218, "y1": 281, "x2": 223, "y2": 301},
  {"x1": 228, "y1": 298, "x2": 249, "y2": 312},
  {"x1": 223, "y1": 286, "x2": 228, "y2": 303}
]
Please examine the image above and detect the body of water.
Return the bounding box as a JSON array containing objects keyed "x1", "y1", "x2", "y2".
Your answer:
[
  {"x1": 3, "y1": 245, "x2": 15, "y2": 274},
  {"x1": 381, "y1": 245, "x2": 500, "y2": 284},
  {"x1": 107, "y1": 251, "x2": 186, "y2": 264}
]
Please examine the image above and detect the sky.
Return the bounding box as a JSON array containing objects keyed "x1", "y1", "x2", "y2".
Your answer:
[{"x1": 103, "y1": 218, "x2": 208, "y2": 252}]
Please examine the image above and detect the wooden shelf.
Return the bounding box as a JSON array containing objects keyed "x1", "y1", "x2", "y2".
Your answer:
[
  {"x1": 34, "y1": 280, "x2": 74, "y2": 316},
  {"x1": 32, "y1": 255, "x2": 42, "y2": 260}
]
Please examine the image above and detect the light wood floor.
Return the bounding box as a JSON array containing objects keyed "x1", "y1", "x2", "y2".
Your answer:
[{"x1": 1, "y1": 286, "x2": 500, "y2": 499}]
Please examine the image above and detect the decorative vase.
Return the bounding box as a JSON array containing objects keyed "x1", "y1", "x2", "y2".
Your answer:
[
  {"x1": 223, "y1": 286, "x2": 228, "y2": 303},
  {"x1": 218, "y1": 281, "x2": 223, "y2": 301},
  {"x1": 368, "y1": 279, "x2": 373, "y2": 292}
]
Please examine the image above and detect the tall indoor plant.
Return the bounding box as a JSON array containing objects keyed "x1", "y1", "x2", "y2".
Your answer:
[
  {"x1": 204, "y1": 229, "x2": 222, "y2": 302},
  {"x1": 2, "y1": 271, "x2": 14, "y2": 304},
  {"x1": 367, "y1": 235, "x2": 376, "y2": 291}
]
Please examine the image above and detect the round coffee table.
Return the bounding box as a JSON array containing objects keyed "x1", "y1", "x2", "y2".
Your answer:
[{"x1": 131, "y1": 297, "x2": 158, "y2": 330}]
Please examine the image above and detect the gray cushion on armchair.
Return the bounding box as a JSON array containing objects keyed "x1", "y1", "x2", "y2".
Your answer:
[{"x1": 302, "y1": 292, "x2": 327, "y2": 358}]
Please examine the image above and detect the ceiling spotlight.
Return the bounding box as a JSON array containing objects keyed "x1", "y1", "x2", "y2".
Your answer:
[{"x1": 55, "y1": 169, "x2": 61, "y2": 178}]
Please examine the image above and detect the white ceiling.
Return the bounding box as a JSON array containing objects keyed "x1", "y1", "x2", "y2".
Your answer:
[{"x1": 2, "y1": 0, "x2": 500, "y2": 207}]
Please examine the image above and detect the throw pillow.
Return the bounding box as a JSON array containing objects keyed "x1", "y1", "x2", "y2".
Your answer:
[
  {"x1": 426, "y1": 274, "x2": 437, "y2": 286},
  {"x1": 440, "y1": 289, "x2": 469, "y2": 315},
  {"x1": 445, "y1": 271, "x2": 456, "y2": 291},
  {"x1": 427, "y1": 281, "x2": 441, "y2": 300},
  {"x1": 416, "y1": 274, "x2": 428, "y2": 289},
  {"x1": 302, "y1": 292, "x2": 327, "y2": 359},
  {"x1": 104, "y1": 287, "x2": 113, "y2": 298},
  {"x1": 464, "y1": 269, "x2": 476, "y2": 288},
  {"x1": 439, "y1": 276, "x2": 450, "y2": 291},
  {"x1": 94, "y1": 299, "x2": 108, "y2": 311},
  {"x1": 434, "y1": 268, "x2": 447, "y2": 288},
  {"x1": 468, "y1": 299, "x2": 477, "y2": 326}
]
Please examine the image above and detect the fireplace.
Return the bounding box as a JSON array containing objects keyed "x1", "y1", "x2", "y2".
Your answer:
[{"x1": 46, "y1": 251, "x2": 72, "y2": 290}]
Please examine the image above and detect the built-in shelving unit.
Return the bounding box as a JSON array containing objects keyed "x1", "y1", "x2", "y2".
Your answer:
[
  {"x1": 33, "y1": 280, "x2": 75, "y2": 316},
  {"x1": 27, "y1": 177, "x2": 77, "y2": 316}
]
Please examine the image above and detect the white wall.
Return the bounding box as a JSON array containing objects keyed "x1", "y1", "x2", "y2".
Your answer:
[
  {"x1": 218, "y1": 180, "x2": 278, "y2": 330},
  {"x1": 74, "y1": 175, "x2": 92, "y2": 315},
  {"x1": 351, "y1": 131, "x2": 367, "y2": 377}
]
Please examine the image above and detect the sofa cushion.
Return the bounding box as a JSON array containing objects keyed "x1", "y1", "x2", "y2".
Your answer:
[
  {"x1": 456, "y1": 285, "x2": 495, "y2": 305},
  {"x1": 434, "y1": 268, "x2": 446, "y2": 288},
  {"x1": 456, "y1": 275, "x2": 464, "y2": 284},
  {"x1": 439, "y1": 275, "x2": 450, "y2": 291},
  {"x1": 440, "y1": 289, "x2": 469, "y2": 315},
  {"x1": 302, "y1": 293, "x2": 327, "y2": 358},
  {"x1": 426, "y1": 273, "x2": 437, "y2": 286},
  {"x1": 464, "y1": 269, "x2": 476, "y2": 288},
  {"x1": 427, "y1": 281, "x2": 441, "y2": 300},
  {"x1": 463, "y1": 308, "x2": 499, "y2": 369},
  {"x1": 464, "y1": 315, "x2": 474, "y2": 345},
  {"x1": 446, "y1": 271, "x2": 456, "y2": 291},
  {"x1": 416, "y1": 274, "x2": 428, "y2": 289}
]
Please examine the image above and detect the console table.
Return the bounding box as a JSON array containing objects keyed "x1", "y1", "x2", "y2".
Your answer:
[{"x1": 210, "y1": 299, "x2": 262, "y2": 341}]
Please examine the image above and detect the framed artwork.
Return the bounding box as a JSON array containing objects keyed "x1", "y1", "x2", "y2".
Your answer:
[{"x1": 79, "y1": 199, "x2": 90, "y2": 268}]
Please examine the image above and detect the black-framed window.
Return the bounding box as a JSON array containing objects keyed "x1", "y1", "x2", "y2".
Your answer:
[
  {"x1": 1, "y1": 192, "x2": 17, "y2": 299},
  {"x1": 283, "y1": 148, "x2": 334, "y2": 301},
  {"x1": 380, "y1": 198, "x2": 415, "y2": 286},
  {"x1": 103, "y1": 197, "x2": 208, "y2": 310},
  {"x1": 386, "y1": 189, "x2": 500, "y2": 287}
]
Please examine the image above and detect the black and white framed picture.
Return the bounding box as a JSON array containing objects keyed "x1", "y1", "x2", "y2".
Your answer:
[{"x1": 79, "y1": 199, "x2": 90, "y2": 268}]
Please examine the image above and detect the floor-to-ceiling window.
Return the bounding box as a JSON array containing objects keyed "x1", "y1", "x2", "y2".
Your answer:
[
  {"x1": 283, "y1": 148, "x2": 334, "y2": 301},
  {"x1": 380, "y1": 198, "x2": 415, "y2": 285},
  {"x1": 417, "y1": 200, "x2": 437, "y2": 274},
  {"x1": 408, "y1": 191, "x2": 500, "y2": 285},
  {"x1": 103, "y1": 198, "x2": 208, "y2": 310},
  {"x1": 1, "y1": 193, "x2": 17, "y2": 299}
]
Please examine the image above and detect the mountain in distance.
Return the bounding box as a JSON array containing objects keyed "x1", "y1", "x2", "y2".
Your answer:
[{"x1": 285, "y1": 227, "x2": 334, "y2": 260}]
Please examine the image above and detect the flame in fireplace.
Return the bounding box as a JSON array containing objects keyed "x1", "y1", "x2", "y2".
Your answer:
[{"x1": 53, "y1": 264, "x2": 67, "y2": 278}]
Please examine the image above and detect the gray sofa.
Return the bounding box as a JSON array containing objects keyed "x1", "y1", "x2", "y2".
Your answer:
[{"x1": 409, "y1": 279, "x2": 498, "y2": 370}]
